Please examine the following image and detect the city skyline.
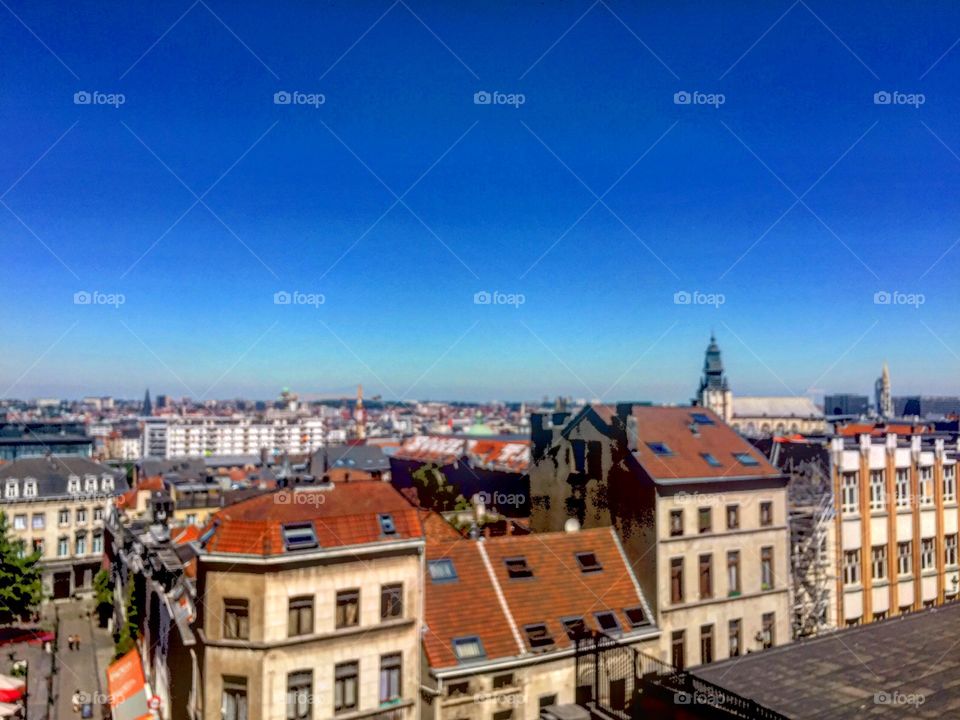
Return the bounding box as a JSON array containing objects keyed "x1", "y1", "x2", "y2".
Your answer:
[{"x1": 4, "y1": 2, "x2": 960, "y2": 400}]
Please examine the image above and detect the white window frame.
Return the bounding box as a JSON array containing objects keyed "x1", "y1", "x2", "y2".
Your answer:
[
  {"x1": 67, "y1": 476, "x2": 81, "y2": 494},
  {"x1": 869, "y1": 470, "x2": 885, "y2": 512},
  {"x1": 897, "y1": 541, "x2": 912, "y2": 576},
  {"x1": 841, "y1": 473, "x2": 859, "y2": 515},
  {"x1": 946, "y1": 535, "x2": 958, "y2": 567},
  {"x1": 871, "y1": 545, "x2": 887, "y2": 580},
  {"x1": 921, "y1": 538, "x2": 935, "y2": 570},
  {"x1": 5, "y1": 481, "x2": 18, "y2": 499},
  {"x1": 895, "y1": 469, "x2": 910, "y2": 509},
  {"x1": 945, "y1": 465, "x2": 957, "y2": 504},
  {"x1": 22, "y1": 479, "x2": 37, "y2": 498},
  {"x1": 843, "y1": 550, "x2": 861, "y2": 586},
  {"x1": 920, "y1": 466, "x2": 934, "y2": 506}
]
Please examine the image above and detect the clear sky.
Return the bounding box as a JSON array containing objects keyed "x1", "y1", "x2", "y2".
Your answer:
[{"x1": 2, "y1": 1, "x2": 960, "y2": 402}]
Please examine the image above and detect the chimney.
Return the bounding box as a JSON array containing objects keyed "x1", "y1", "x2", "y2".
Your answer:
[
  {"x1": 551, "y1": 412, "x2": 570, "y2": 426},
  {"x1": 615, "y1": 403, "x2": 634, "y2": 423}
]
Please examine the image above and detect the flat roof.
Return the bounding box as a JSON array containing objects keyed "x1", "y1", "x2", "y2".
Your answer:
[{"x1": 695, "y1": 602, "x2": 960, "y2": 718}]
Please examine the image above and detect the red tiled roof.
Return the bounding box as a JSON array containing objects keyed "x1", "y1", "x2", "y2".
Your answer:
[
  {"x1": 629, "y1": 406, "x2": 778, "y2": 481},
  {"x1": 423, "y1": 527, "x2": 652, "y2": 670},
  {"x1": 201, "y1": 483, "x2": 423, "y2": 556},
  {"x1": 396, "y1": 435, "x2": 530, "y2": 472},
  {"x1": 419, "y1": 509, "x2": 465, "y2": 542},
  {"x1": 835, "y1": 422, "x2": 931, "y2": 437},
  {"x1": 138, "y1": 475, "x2": 165, "y2": 491},
  {"x1": 171, "y1": 525, "x2": 201, "y2": 545}
]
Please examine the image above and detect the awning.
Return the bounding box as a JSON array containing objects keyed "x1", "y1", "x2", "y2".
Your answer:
[
  {"x1": 0, "y1": 675, "x2": 24, "y2": 703},
  {"x1": 106, "y1": 650, "x2": 151, "y2": 720}
]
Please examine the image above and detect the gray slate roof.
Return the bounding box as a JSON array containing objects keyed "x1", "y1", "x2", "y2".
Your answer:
[{"x1": 0, "y1": 456, "x2": 128, "y2": 498}]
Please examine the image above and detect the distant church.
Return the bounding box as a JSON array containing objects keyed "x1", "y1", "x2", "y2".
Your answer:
[{"x1": 694, "y1": 334, "x2": 826, "y2": 437}]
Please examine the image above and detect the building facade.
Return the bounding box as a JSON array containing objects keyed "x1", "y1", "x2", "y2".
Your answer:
[{"x1": 141, "y1": 416, "x2": 326, "y2": 459}]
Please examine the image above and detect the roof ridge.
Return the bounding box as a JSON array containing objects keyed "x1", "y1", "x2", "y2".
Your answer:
[{"x1": 476, "y1": 541, "x2": 525, "y2": 656}]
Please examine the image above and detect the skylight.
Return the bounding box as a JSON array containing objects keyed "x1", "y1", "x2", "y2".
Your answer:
[
  {"x1": 575, "y1": 551, "x2": 602, "y2": 573},
  {"x1": 594, "y1": 611, "x2": 621, "y2": 634},
  {"x1": 624, "y1": 606, "x2": 648, "y2": 628},
  {"x1": 524, "y1": 623, "x2": 555, "y2": 649},
  {"x1": 701, "y1": 453, "x2": 722, "y2": 468},
  {"x1": 733, "y1": 453, "x2": 760, "y2": 466},
  {"x1": 505, "y1": 556, "x2": 533, "y2": 579},
  {"x1": 379, "y1": 513, "x2": 397, "y2": 536},
  {"x1": 691, "y1": 412, "x2": 715, "y2": 425},
  {"x1": 646, "y1": 442, "x2": 672, "y2": 456},
  {"x1": 562, "y1": 617, "x2": 589, "y2": 640},
  {"x1": 281, "y1": 522, "x2": 318, "y2": 551},
  {"x1": 453, "y1": 636, "x2": 485, "y2": 661},
  {"x1": 428, "y1": 559, "x2": 458, "y2": 582}
]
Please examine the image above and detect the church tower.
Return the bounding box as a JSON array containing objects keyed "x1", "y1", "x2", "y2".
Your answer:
[
  {"x1": 875, "y1": 362, "x2": 892, "y2": 418},
  {"x1": 695, "y1": 334, "x2": 733, "y2": 422},
  {"x1": 354, "y1": 384, "x2": 366, "y2": 440}
]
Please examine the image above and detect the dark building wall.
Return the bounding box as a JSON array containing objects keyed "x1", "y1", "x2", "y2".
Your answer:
[{"x1": 389, "y1": 457, "x2": 530, "y2": 517}]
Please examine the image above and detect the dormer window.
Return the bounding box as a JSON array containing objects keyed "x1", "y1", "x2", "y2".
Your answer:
[
  {"x1": 101, "y1": 476, "x2": 114, "y2": 492},
  {"x1": 575, "y1": 552, "x2": 602, "y2": 573},
  {"x1": 562, "y1": 617, "x2": 589, "y2": 639},
  {"x1": 67, "y1": 476, "x2": 81, "y2": 494},
  {"x1": 505, "y1": 557, "x2": 533, "y2": 579},
  {"x1": 281, "y1": 523, "x2": 318, "y2": 551},
  {"x1": 524, "y1": 623, "x2": 555, "y2": 650},
  {"x1": 23, "y1": 479, "x2": 37, "y2": 498},
  {"x1": 452, "y1": 636, "x2": 485, "y2": 662},
  {"x1": 624, "y1": 606, "x2": 648, "y2": 628},
  {"x1": 378, "y1": 513, "x2": 397, "y2": 536},
  {"x1": 594, "y1": 611, "x2": 621, "y2": 634},
  {"x1": 4, "y1": 481, "x2": 18, "y2": 499},
  {"x1": 84, "y1": 475, "x2": 97, "y2": 493}
]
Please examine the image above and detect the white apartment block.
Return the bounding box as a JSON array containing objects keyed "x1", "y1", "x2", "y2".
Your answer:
[{"x1": 141, "y1": 416, "x2": 326, "y2": 459}]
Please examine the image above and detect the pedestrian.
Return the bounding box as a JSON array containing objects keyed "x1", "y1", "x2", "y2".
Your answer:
[
  {"x1": 75, "y1": 634, "x2": 81, "y2": 651},
  {"x1": 72, "y1": 689, "x2": 82, "y2": 713},
  {"x1": 66, "y1": 634, "x2": 72, "y2": 651}
]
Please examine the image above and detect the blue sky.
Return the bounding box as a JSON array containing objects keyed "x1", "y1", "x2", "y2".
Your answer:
[{"x1": 2, "y1": 1, "x2": 960, "y2": 402}]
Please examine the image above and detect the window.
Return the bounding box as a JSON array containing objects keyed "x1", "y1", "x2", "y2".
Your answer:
[
  {"x1": 222, "y1": 676, "x2": 247, "y2": 720},
  {"x1": 647, "y1": 442, "x2": 672, "y2": 456},
  {"x1": 224, "y1": 599, "x2": 249, "y2": 640},
  {"x1": 378, "y1": 513, "x2": 396, "y2": 536},
  {"x1": 446, "y1": 681, "x2": 469, "y2": 697},
  {"x1": 57, "y1": 537, "x2": 68, "y2": 557},
  {"x1": 282, "y1": 523, "x2": 318, "y2": 551},
  {"x1": 13, "y1": 515, "x2": 26, "y2": 531},
  {"x1": 843, "y1": 550, "x2": 861, "y2": 586},
  {"x1": 869, "y1": 470, "x2": 885, "y2": 511},
  {"x1": 871, "y1": 545, "x2": 887, "y2": 580},
  {"x1": 525, "y1": 623, "x2": 555, "y2": 649},
  {"x1": 669, "y1": 509, "x2": 683, "y2": 537},
  {"x1": 379, "y1": 653, "x2": 401, "y2": 705},
  {"x1": 452, "y1": 636, "x2": 485, "y2": 661},
  {"x1": 84, "y1": 475, "x2": 97, "y2": 493},
  {"x1": 895, "y1": 469, "x2": 910, "y2": 509},
  {"x1": 493, "y1": 711, "x2": 513, "y2": 720},
  {"x1": 101, "y1": 476, "x2": 114, "y2": 492},
  {"x1": 4, "y1": 481, "x2": 17, "y2": 499},
  {"x1": 335, "y1": 590, "x2": 359, "y2": 629},
  {"x1": 334, "y1": 662, "x2": 358, "y2": 713},
  {"x1": 920, "y1": 466, "x2": 934, "y2": 505},
  {"x1": 945, "y1": 466, "x2": 957, "y2": 503},
  {"x1": 691, "y1": 412, "x2": 715, "y2": 425},
  {"x1": 76, "y1": 508, "x2": 87, "y2": 524},
  {"x1": 67, "y1": 476, "x2": 80, "y2": 494},
  {"x1": 381, "y1": 584, "x2": 403, "y2": 620},
  {"x1": 733, "y1": 452, "x2": 759, "y2": 466},
  {"x1": 32, "y1": 538, "x2": 43, "y2": 556},
  {"x1": 699, "y1": 554, "x2": 713, "y2": 599},
  {"x1": 728, "y1": 619, "x2": 741, "y2": 658},
  {"x1": 670, "y1": 558, "x2": 684, "y2": 603},
  {"x1": 287, "y1": 671, "x2": 312, "y2": 720},
  {"x1": 624, "y1": 606, "x2": 647, "y2": 628},
  {"x1": 842, "y1": 472, "x2": 859, "y2": 514},
  {"x1": 761, "y1": 547, "x2": 774, "y2": 589},
  {"x1": 562, "y1": 617, "x2": 588, "y2": 639},
  {"x1": 575, "y1": 551, "x2": 602, "y2": 573},
  {"x1": 75, "y1": 534, "x2": 86, "y2": 555},
  {"x1": 428, "y1": 558, "x2": 457, "y2": 582},
  {"x1": 32, "y1": 513, "x2": 45, "y2": 530},
  {"x1": 897, "y1": 542, "x2": 912, "y2": 576},
  {"x1": 726, "y1": 504, "x2": 739, "y2": 530},
  {"x1": 727, "y1": 551, "x2": 740, "y2": 595},
  {"x1": 22, "y1": 480, "x2": 36, "y2": 498},
  {"x1": 922, "y1": 538, "x2": 935, "y2": 570},
  {"x1": 761, "y1": 613, "x2": 775, "y2": 649},
  {"x1": 698, "y1": 507, "x2": 712, "y2": 534},
  {"x1": 539, "y1": 695, "x2": 558, "y2": 711},
  {"x1": 58, "y1": 508, "x2": 70, "y2": 526},
  {"x1": 93, "y1": 507, "x2": 104, "y2": 522},
  {"x1": 492, "y1": 673, "x2": 513, "y2": 690},
  {"x1": 671, "y1": 630, "x2": 685, "y2": 670},
  {"x1": 947, "y1": 535, "x2": 959, "y2": 567},
  {"x1": 505, "y1": 557, "x2": 533, "y2": 579},
  {"x1": 594, "y1": 611, "x2": 621, "y2": 634},
  {"x1": 701, "y1": 453, "x2": 722, "y2": 468},
  {"x1": 700, "y1": 624, "x2": 714, "y2": 664},
  {"x1": 759, "y1": 501, "x2": 773, "y2": 527},
  {"x1": 92, "y1": 532, "x2": 103, "y2": 555},
  {"x1": 288, "y1": 596, "x2": 314, "y2": 636}
]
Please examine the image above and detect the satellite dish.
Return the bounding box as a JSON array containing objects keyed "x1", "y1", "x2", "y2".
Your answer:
[{"x1": 564, "y1": 518, "x2": 581, "y2": 533}]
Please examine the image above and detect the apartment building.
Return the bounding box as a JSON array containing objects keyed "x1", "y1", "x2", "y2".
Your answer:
[
  {"x1": 530, "y1": 404, "x2": 791, "y2": 668},
  {"x1": 141, "y1": 416, "x2": 326, "y2": 459},
  {"x1": 421, "y1": 526, "x2": 659, "y2": 719},
  {"x1": 193, "y1": 482, "x2": 425, "y2": 720},
  {"x1": 0, "y1": 455, "x2": 127, "y2": 598}
]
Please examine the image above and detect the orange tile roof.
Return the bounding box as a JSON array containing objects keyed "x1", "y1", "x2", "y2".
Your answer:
[
  {"x1": 629, "y1": 406, "x2": 778, "y2": 481},
  {"x1": 419, "y1": 509, "x2": 465, "y2": 542},
  {"x1": 396, "y1": 435, "x2": 530, "y2": 472},
  {"x1": 423, "y1": 527, "x2": 653, "y2": 670},
  {"x1": 171, "y1": 525, "x2": 201, "y2": 545},
  {"x1": 200, "y1": 482, "x2": 423, "y2": 556}
]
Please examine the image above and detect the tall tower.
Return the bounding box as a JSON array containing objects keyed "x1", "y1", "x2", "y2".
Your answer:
[
  {"x1": 695, "y1": 334, "x2": 733, "y2": 422},
  {"x1": 354, "y1": 384, "x2": 366, "y2": 440},
  {"x1": 143, "y1": 389, "x2": 152, "y2": 417},
  {"x1": 875, "y1": 362, "x2": 892, "y2": 418}
]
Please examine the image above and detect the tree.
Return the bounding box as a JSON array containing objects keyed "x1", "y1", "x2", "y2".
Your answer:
[
  {"x1": 0, "y1": 511, "x2": 42, "y2": 625},
  {"x1": 411, "y1": 464, "x2": 464, "y2": 512},
  {"x1": 114, "y1": 580, "x2": 139, "y2": 658},
  {"x1": 94, "y1": 569, "x2": 114, "y2": 628}
]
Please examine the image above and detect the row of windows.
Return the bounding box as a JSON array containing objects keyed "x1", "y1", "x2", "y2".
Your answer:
[
  {"x1": 22, "y1": 532, "x2": 104, "y2": 558},
  {"x1": 220, "y1": 654, "x2": 402, "y2": 720},
  {"x1": 670, "y1": 613, "x2": 776, "y2": 669},
  {"x1": 671, "y1": 548, "x2": 776, "y2": 604},
  {"x1": 841, "y1": 466, "x2": 957, "y2": 515},
  {"x1": 842, "y1": 535, "x2": 959, "y2": 585},
  {"x1": 3, "y1": 474, "x2": 116, "y2": 499},
  {"x1": 447, "y1": 680, "x2": 559, "y2": 719},
  {"x1": 669, "y1": 502, "x2": 773, "y2": 537},
  {"x1": 222, "y1": 585, "x2": 404, "y2": 640},
  {"x1": 11, "y1": 507, "x2": 104, "y2": 531},
  {"x1": 429, "y1": 552, "x2": 603, "y2": 584}
]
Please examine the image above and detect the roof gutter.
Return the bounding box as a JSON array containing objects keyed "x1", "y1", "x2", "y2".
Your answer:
[{"x1": 195, "y1": 536, "x2": 424, "y2": 564}]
